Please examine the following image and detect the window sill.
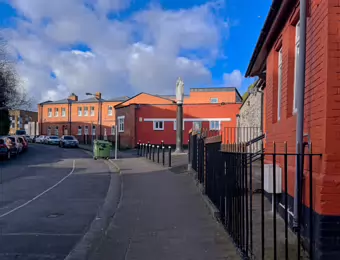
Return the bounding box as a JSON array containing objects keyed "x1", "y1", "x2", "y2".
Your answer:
[{"x1": 154, "y1": 129, "x2": 164, "y2": 131}]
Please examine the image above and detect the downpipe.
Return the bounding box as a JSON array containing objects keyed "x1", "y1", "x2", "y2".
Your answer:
[{"x1": 293, "y1": 0, "x2": 307, "y2": 229}]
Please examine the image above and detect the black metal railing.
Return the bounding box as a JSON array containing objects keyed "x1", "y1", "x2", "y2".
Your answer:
[
  {"x1": 189, "y1": 133, "x2": 321, "y2": 260},
  {"x1": 137, "y1": 142, "x2": 172, "y2": 167}
]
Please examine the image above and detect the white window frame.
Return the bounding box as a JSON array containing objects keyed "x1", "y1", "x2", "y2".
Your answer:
[
  {"x1": 48, "y1": 108, "x2": 52, "y2": 117},
  {"x1": 47, "y1": 127, "x2": 51, "y2": 136},
  {"x1": 84, "y1": 126, "x2": 89, "y2": 135},
  {"x1": 55, "y1": 108, "x2": 59, "y2": 117},
  {"x1": 10, "y1": 117, "x2": 15, "y2": 128},
  {"x1": 209, "y1": 121, "x2": 220, "y2": 130},
  {"x1": 55, "y1": 126, "x2": 59, "y2": 136},
  {"x1": 153, "y1": 121, "x2": 164, "y2": 131},
  {"x1": 111, "y1": 125, "x2": 115, "y2": 135},
  {"x1": 61, "y1": 108, "x2": 66, "y2": 117},
  {"x1": 108, "y1": 106, "x2": 113, "y2": 116},
  {"x1": 293, "y1": 21, "x2": 300, "y2": 114},
  {"x1": 78, "y1": 107, "x2": 82, "y2": 116},
  {"x1": 173, "y1": 120, "x2": 185, "y2": 131},
  {"x1": 278, "y1": 47, "x2": 283, "y2": 120},
  {"x1": 118, "y1": 116, "x2": 125, "y2": 133},
  {"x1": 77, "y1": 126, "x2": 82, "y2": 135},
  {"x1": 210, "y1": 98, "x2": 219, "y2": 103},
  {"x1": 84, "y1": 107, "x2": 89, "y2": 116},
  {"x1": 92, "y1": 125, "x2": 96, "y2": 136},
  {"x1": 90, "y1": 106, "x2": 95, "y2": 116},
  {"x1": 193, "y1": 121, "x2": 202, "y2": 131}
]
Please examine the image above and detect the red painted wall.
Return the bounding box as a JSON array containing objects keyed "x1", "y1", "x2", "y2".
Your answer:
[
  {"x1": 116, "y1": 103, "x2": 240, "y2": 147},
  {"x1": 263, "y1": 0, "x2": 340, "y2": 216}
]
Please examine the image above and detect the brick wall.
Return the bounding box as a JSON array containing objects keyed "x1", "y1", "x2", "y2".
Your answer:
[{"x1": 115, "y1": 105, "x2": 136, "y2": 149}]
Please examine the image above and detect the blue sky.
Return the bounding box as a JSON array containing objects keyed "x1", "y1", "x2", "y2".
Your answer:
[{"x1": 0, "y1": 0, "x2": 271, "y2": 102}]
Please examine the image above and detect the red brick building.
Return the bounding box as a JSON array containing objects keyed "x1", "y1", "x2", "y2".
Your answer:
[
  {"x1": 246, "y1": 0, "x2": 340, "y2": 258},
  {"x1": 38, "y1": 93, "x2": 128, "y2": 138},
  {"x1": 115, "y1": 89, "x2": 242, "y2": 148}
]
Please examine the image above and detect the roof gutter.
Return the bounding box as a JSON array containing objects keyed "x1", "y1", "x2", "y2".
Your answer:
[{"x1": 246, "y1": 0, "x2": 296, "y2": 77}]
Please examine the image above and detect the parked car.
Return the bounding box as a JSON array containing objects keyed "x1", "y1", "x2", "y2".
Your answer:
[
  {"x1": 47, "y1": 136, "x2": 60, "y2": 145},
  {"x1": 35, "y1": 135, "x2": 45, "y2": 144},
  {"x1": 32, "y1": 135, "x2": 39, "y2": 143},
  {"x1": 0, "y1": 138, "x2": 11, "y2": 160},
  {"x1": 18, "y1": 136, "x2": 28, "y2": 151},
  {"x1": 6, "y1": 136, "x2": 22, "y2": 155},
  {"x1": 59, "y1": 135, "x2": 79, "y2": 148},
  {"x1": 25, "y1": 135, "x2": 33, "y2": 143}
]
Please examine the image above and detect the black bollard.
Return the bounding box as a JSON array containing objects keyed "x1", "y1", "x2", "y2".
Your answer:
[
  {"x1": 162, "y1": 146, "x2": 165, "y2": 166},
  {"x1": 152, "y1": 145, "x2": 155, "y2": 162},
  {"x1": 149, "y1": 144, "x2": 152, "y2": 160},
  {"x1": 157, "y1": 145, "x2": 160, "y2": 163},
  {"x1": 137, "y1": 143, "x2": 140, "y2": 156},
  {"x1": 168, "y1": 146, "x2": 172, "y2": 167},
  {"x1": 141, "y1": 143, "x2": 144, "y2": 156}
]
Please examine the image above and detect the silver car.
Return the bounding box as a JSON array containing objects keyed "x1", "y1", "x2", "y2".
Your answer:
[
  {"x1": 59, "y1": 135, "x2": 79, "y2": 148},
  {"x1": 47, "y1": 136, "x2": 60, "y2": 145}
]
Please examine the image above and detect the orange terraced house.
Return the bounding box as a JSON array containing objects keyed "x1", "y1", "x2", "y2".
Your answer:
[
  {"x1": 115, "y1": 88, "x2": 242, "y2": 149},
  {"x1": 38, "y1": 92, "x2": 129, "y2": 138},
  {"x1": 246, "y1": 0, "x2": 340, "y2": 258}
]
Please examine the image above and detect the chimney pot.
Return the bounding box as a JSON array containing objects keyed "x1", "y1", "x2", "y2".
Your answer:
[
  {"x1": 68, "y1": 93, "x2": 78, "y2": 101},
  {"x1": 95, "y1": 92, "x2": 102, "y2": 100}
]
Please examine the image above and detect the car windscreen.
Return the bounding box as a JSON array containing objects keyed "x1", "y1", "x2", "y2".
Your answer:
[
  {"x1": 64, "y1": 136, "x2": 74, "y2": 140},
  {"x1": 50, "y1": 136, "x2": 58, "y2": 139},
  {"x1": 8, "y1": 137, "x2": 15, "y2": 142},
  {"x1": 16, "y1": 130, "x2": 26, "y2": 135}
]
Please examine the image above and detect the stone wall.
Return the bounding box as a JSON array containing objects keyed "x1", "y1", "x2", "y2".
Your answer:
[
  {"x1": 238, "y1": 91, "x2": 263, "y2": 152},
  {"x1": 239, "y1": 92, "x2": 262, "y2": 129}
]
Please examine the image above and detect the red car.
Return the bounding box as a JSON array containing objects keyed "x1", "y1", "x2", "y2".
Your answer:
[
  {"x1": 0, "y1": 138, "x2": 11, "y2": 160},
  {"x1": 18, "y1": 136, "x2": 28, "y2": 151}
]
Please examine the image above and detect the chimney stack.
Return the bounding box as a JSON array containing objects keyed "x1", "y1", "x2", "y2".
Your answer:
[
  {"x1": 95, "y1": 92, "x2": 102, "y2": 100},
  {"x1": 68, "y1": 93, "x2": 78, "y2": 101}
]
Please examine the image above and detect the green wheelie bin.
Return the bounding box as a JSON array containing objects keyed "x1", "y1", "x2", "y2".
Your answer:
[{"x1": 93, "y1": 140, "x2": 112, "y2": 160}]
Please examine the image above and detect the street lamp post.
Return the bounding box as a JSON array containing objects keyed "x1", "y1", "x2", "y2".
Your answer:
[{"x1": 174, "y1": 77, "x2": 184, "y2": 154}]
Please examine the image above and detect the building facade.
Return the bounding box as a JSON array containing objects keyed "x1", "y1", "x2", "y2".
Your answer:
[
  {"x1": 115, "y1": 89, "x2": 242, "y2": 149},
  {"x1": 237, "y1": 79, "x2": 265, "y2": 151},
  {"x1": 9, "y1": 110, "x2": 38, "y2": 135},
  {"x1": 38, "y1": 93, "x2": 129, "y2": 138},
  {"x1": 246, "y1": 0, "x2": 340, "y2": 258}
]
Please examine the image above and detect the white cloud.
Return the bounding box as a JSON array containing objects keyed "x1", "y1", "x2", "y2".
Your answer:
[
  {"x1": 4, "y1": 0, "x2": 228, "y2": 104},
  {"x1": 223, "y1": 69, "x2": 243, "y2": 88}
]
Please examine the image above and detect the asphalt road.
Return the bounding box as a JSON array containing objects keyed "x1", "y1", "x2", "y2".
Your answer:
[{"x1": 0, "y1": 144, "x2": 113, "y2": 260}]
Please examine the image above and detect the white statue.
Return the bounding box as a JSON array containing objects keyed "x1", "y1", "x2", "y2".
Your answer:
[{"x1": 176, "y1": 77, "x2": 184, "y2": 104}]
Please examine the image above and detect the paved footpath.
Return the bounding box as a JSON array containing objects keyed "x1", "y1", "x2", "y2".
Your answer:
[{"x1": 88, "y1": 153, "x2": 240, "y2": 260}]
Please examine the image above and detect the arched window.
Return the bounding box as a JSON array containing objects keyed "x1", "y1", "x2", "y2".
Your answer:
[
  {"x1": 77, "y1": 126, "x2": 82, "y2": 135},
  {"x1": 108, "y1": 106, "x2": 113, "y2": 116},
  {"x1": 55, "y1": 126, "x2": 59, "y2": 136},
  {"x1": 47, "y1": 127, "x2": 51, "y2": 136},
  {"x1": 92, "y1": 125, "x2": 96, "y2": 135},
  {"x1": 84, "y1": 126, "x2": 89, "y2": 135}
]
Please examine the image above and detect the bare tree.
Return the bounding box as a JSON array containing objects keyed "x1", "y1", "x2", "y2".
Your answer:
[{"x1": 0, "y1": 35, "x2": 32, "y2": 110}]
